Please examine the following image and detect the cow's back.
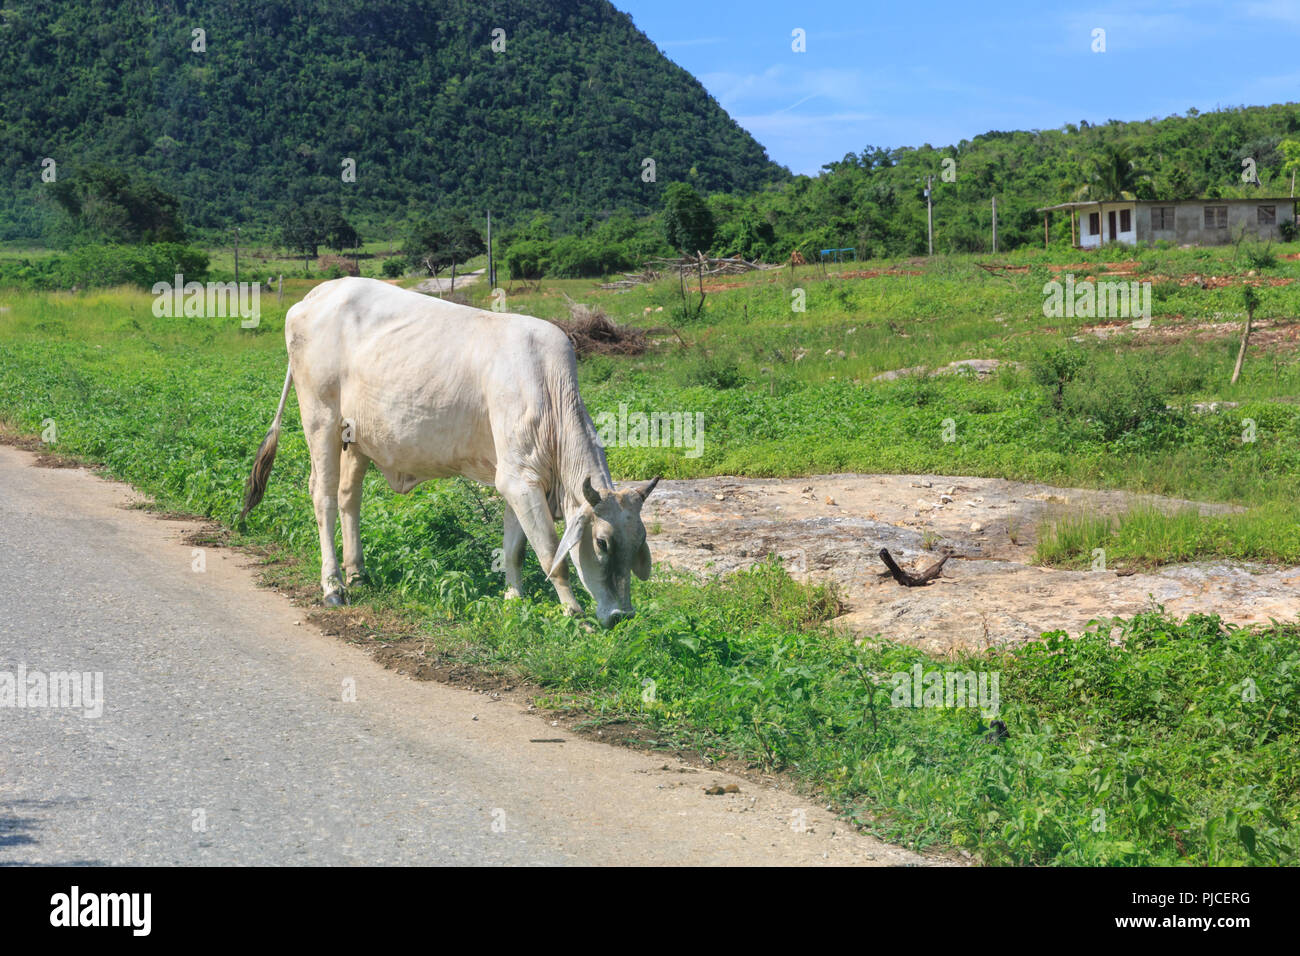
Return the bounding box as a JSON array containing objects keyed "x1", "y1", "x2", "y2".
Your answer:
[{"x1": 285, "y1": 277, "x2": 578, "y2": 487}]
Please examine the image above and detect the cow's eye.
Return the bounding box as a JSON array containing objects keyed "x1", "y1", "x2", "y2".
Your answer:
[{"x1": 595, "y1": 537, "x2": 609, "y2": 554}]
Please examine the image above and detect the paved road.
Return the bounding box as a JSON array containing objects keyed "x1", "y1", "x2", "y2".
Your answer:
[{"x1": 0, "y1": 443, "x2": 931, "y2": 866}]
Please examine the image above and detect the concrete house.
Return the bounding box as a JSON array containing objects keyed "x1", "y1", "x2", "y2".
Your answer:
[{"x1": 1036, "y1": 198, "x2": 1296, "y2": 247}]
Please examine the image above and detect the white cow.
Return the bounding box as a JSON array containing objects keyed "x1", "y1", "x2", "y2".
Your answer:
[{"x1": 240, "y1": 277, "x2": 657, "y2": 627}]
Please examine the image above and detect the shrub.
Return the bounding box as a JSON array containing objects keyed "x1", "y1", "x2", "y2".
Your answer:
[
  {"x1": 1063, "y1": 364, "x2": 1175, "y2": 443},
  {"x1": 547, "y1": 235, "x2": 636, "y2": 278},
  {"x1": 63, "y1": 243, "x2": 210, "y2": 288},
  {"x1": 1030, "y1": 344, "x2": 1090, "y2": 409},
  {"x1": 893, "y1": 372, "x2": 939, "y2": 408},
  {"x1": 381, "y1": 256, "x2": 407, "y2": 278},
  {"x1": 682, "y1": 353, "x2": 745, "y2": 390},
  {"x1": 1242, "y1": 242, "x2": 1277, "y2": 270},
  {"x1": 503, "y1": 238, "x2": 550, "y2": 280},
  {"x1": 0, "y1": 256, "x2": 64, "y2": 290}
]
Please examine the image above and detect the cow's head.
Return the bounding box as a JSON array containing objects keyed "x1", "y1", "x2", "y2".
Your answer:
[{"x1": 550, "y1": 476, "x2": 659, "y2": 628}]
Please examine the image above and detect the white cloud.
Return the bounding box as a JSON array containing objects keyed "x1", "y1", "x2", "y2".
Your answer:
[{"x1": 1241, "y1": 0, "x2": 1300, "y2": 26}]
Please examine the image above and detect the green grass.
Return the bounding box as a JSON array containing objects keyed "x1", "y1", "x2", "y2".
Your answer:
[
  {"x1": 1, "y1": 248, "x2": 1298, "y2": 865},
  {"x1": 1037, "y1": 502, "x2": 1300, "y2": 567}
]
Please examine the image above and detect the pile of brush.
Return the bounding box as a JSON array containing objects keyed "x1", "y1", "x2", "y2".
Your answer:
[{"x1": 554, "y1": 299, "x2": 649, "y2": 357}]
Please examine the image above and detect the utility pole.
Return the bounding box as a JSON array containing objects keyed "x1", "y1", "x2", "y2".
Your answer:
[
  {"x1": 991, "y1": 197, "x2": 998, "y2": 254},
  {"x1": 925, "y1": 175, "x2": 934, "y2": 256},
  {"x1": 486, "y1": 209, "x2": 494, "y2": 288},
  {"x1": 234, "y1": 226, "x2": 240, "y2": 285}
]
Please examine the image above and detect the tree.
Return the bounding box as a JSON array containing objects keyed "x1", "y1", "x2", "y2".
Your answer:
[
  {"x1": 403, "y1": 210, "x2": 484, "y2": 288},
  {"x1": 1280, "y1": 139, "x2": 1300, "y2": 196},
  {"x1": 49, "y1": 164, "x2": 185, "y2": 244},
  {"x1": 280, "y1": 204, "x2": 326, "y2": 269},
  {"x1": 1231, "y1": 285, "x2": 1259, "y2": 385},
  {"x1": 327, "y1": 218, "x2": 359, "y2": 253},
  {"x1": 1074, "y1": 144, "x2": 1150, "y2": 201},
  {"x1": 279, "y1": 203, "x2": 352, "y2": 271},
  {"x1": 661, "y1": 183, "x2": 715, "y2": 255}
]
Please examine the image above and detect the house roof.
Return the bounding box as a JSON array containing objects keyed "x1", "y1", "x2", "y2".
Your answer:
[{"x1": 1037, "y1": 197, "x2": 1297, "y2": 212}]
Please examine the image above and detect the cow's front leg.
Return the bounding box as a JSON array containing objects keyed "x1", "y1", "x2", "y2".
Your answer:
[
  {"x1": 339, "y1": 447, "x2": 369, "y2": 588},
  {"x1": 498, "y1": 479, "x2": 583, "y2": 616},
  {"x1": 306, "y1": 422, "x2": 346, "y2": 606}
]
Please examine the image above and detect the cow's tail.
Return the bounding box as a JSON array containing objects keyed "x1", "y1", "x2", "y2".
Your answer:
[{"x1": 240, "y1": 364, "x2": 293, "y2": 521}]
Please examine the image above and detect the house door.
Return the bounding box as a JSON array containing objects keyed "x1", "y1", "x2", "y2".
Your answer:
[{"x1": 1107, "y1": 211, "x2": 1117, "y2": 242}]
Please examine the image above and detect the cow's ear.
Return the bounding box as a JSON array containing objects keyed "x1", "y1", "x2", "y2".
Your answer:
[
  {"x1": 548, "y1": 512, "x2": 590, "y2": 578},
  {"x1": 632, "y1": 539, "x2": 652, "y2": 580}
]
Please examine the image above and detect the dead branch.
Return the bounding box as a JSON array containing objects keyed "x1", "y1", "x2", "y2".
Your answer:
[{"x1": 878, "y1": 548, "x2": 949, "y2": 587}]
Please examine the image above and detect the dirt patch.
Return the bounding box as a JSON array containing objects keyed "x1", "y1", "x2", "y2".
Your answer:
[
  {"x1": 0, "y1": 431, "x2": 92, "y2": 468},
  {"x1": 981, "y1": 261, "x2": 1139, "y2": 276},
  {"x1": 1050, "y1": 260, "x2": 1142, "y2": 273},
  {"x1": 1146, "y1": 273, "x2": 1295, "y2": 288},
  {"x1": 641, "y1": 474, "x2": 1299, "y2": 655},
  {"x1": 412, "y1": 269, "x2": 485, "y2": 295},
  {"x1": 872, "y1": 358, "x2": 1021, "y2": 382},
  {"x1": 1075, "y1": 315, "x2": 1300, "y2": 350}
]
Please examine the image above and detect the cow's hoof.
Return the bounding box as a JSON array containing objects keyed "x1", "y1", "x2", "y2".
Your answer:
[
  {"x1": 345, "y1": 570, "x2": 369, "y2": 588},
  {"x1": 323, "y1": 591, "x2": 346, "y2": 607}
]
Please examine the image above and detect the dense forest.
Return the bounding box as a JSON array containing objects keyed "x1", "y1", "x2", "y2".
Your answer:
[
  {"x1": 0, "y1": 0, "x2": 782, "y2": 239},
  {"x1": 5, "y1": 0, "x2": 1300, "y2": 269}
]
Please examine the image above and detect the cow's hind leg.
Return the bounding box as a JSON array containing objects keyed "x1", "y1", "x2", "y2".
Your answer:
[
  {"x1": 497, "y1": 478, "x2": 583, "y2": 616},
  {"x1": 339, "y1": 446, "x2": 370, "y2": 588},
  {"x1": 304, "y1": 414, "x2": 346, "y2": 606},
  {"x1": 501, "y1": 503, "x2": 528, "y2": 600}
]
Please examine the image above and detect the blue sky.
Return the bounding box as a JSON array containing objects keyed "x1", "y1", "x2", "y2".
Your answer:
[{"x1": 617, "y1": 0, "x2": 1300, "y2": 175}]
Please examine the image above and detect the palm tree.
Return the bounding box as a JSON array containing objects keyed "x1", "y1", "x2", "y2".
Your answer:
[
  {"x1": 1068, "y1": 144, "x2": 1151, "y2": 246},
  {"x1": 1072, "y1": 144, "x2": 1150, "y2": 201}
]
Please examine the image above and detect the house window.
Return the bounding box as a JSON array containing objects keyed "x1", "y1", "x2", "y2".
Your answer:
[
  {"x1": 1088, "y1": 212, "x2": 1100, "y2": 235},
  {"x1": 1151, "y1": 207, "x2": 1176, "y2": 231},
  {"x1": 1258, "y1": 205, "x2": 1276, "y2": 225},
  {"x1": 1119, "y1": 209, "x2": 1132, "y2": 232},
  {"x1": 1204, "y1": 206, "x2": 1228, "y2": 229}
]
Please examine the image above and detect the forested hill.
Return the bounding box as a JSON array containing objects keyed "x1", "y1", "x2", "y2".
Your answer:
[{"x1": 0, "y1": 0, "x2": 783, "y2": 238}]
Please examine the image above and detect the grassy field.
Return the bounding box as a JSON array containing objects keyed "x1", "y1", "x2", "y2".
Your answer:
[
  {"x1": 481, "y1": 245, "x2": 1300, "y2": 565},
  {"x1": 1, "y1": 242, "x2": 1297, "y2": 865}
]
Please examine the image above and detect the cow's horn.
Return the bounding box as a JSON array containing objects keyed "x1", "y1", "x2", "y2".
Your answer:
[
  {"x1": 581, "y1": 475, "x2": 602, "y2": 507},
  {"x1": 634, "y1": 476, "x2": 661, "y2": 501}
]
